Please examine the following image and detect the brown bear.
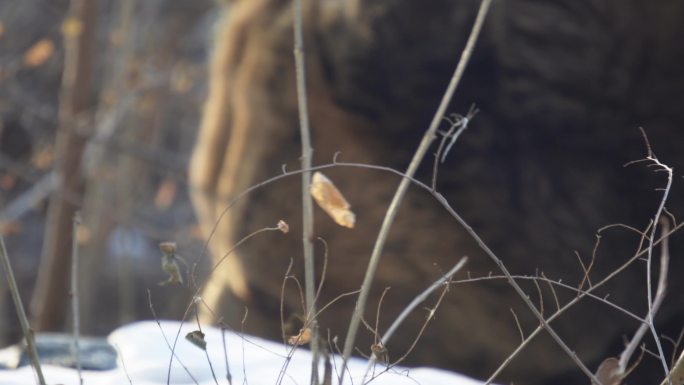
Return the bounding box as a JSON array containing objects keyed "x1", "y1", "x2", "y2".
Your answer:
[{"x1": 189, "y1": 0, "x2": 684, "y2": 383}]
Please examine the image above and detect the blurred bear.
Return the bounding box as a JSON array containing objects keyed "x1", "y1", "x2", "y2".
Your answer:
[{"x1": 189, "y1": 0, "x2": 684, "y2": 383}]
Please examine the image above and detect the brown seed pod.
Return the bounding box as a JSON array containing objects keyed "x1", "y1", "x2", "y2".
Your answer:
[{"x1": 277, "y1": 219, "x2": 289, "y2": 234}]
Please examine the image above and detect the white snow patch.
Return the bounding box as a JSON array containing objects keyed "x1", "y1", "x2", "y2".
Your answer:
[{"x1": 0, "y1": 320, "x2": 491, "y2": 385}]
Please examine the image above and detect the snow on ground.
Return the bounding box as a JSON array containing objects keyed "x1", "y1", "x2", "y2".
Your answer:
[{"x1": 0, "y1": 320, "x2": 490, "y2": 385}]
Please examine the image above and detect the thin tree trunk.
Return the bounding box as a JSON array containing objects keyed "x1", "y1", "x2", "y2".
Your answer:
[{"x1": 30, "y1": 0, "x2": 97, "y2": 331}]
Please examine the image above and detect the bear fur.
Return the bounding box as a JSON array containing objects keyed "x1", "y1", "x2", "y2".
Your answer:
[{"x1": 190, "y1": 1, "x2": 684, "y2": 383}]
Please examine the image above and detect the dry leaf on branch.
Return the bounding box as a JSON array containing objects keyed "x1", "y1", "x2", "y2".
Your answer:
[
  {"x1": 288, "y1": 327, "x2": 312, "y2": 346},
  {"x1": 309, "y1": 172, "x2": 355, "y2": 228}
]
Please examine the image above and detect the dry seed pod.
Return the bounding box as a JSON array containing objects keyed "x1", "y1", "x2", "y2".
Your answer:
[
  {"x1": 309, "y1": 172, "x2": 355, "y2": 228},
  {"x1": 277, "y1": 219, "x2": 289, "y2": 234},
  {"x1": 371, "y1": 342, "x2": 388, "y2": 363},
  {"x1": 159, "y1": 242, "x2": 177, "y2": 255},
  {"x1": 287, "y1": 327, "x2": 312, "y2": 346},
  {"x1": 185, "y1": 330, "x2": 207, "y2": 350},
  {"x1": 159, "y1": 242, "x2": 182, "y2": 285}
]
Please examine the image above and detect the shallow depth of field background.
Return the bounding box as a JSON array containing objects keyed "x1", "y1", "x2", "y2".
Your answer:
[{"x1": 0, "y1": 0, "x2": 223, "y2": 345}]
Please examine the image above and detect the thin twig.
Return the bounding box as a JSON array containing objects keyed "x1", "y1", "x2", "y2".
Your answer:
[
  {"x1": 147, "y1": 290, "x2": 200, "y2": 385},
  {"x1": 340, "y1": 1, "x2": 493, "y2": 381},
  {"x1": 432, "y1": 188, "x2": 600, "y2": 382},
  {"x1": 482, "y1": 218, "x2": 661, "y2": 384},
  {"x1": 0, "y1": 237, "x2": 46, "y2": 385},
  {"x1": 71, "y1": 212, "x2": 83, "y2": 385},
  {"x1": 533, "y1": 276, "x2": 544, "y2": 319},
  {"x1": 221, "y1": 327, "x2": 233, "y2": 385},
  {"x1": 452, "y1": 274, "x2": 643, "y2": 322},
  {"x1": 510, "y1": 308, "x2": 525, "y2": 342},
  {"x1": 642, "y1": 157, "x2": 674, "y2": 381},
  {"x1": 540, "y1": 272, "x2": 561, "y2": 312},
  {"x1": 313, "y1": 238, "x2": 329, "y2": 309},
  {"x1": 168, "y1": 226, "x2": 281, "y2": 385},
  {"x1": 374, "y1": 287, "x2": 392, "y2": 345},
  {"x1": 292, "y1": 0, "x2": 319, "y2": 383},
  {"x1": 176, "y1": 157, "x2": 680, "y2": 384},
  {"x1": 360, "y1": 258, "x2": 467, "y2": 383},
  {"x1": 281, "y1": 258, "x2": 296, "y2": 344},
  {"x1": 431, "y1": 106, "x2": 478, "y2": 191},
  {"x1": 619, "y1": 218, "x2": 670, "y2": 375},
  {"x1": 194, "y1": 311, "x2": 219, "y2": 385},
  {"x1": 240, "y1": 308, "x2": 249, "y2": 385}
]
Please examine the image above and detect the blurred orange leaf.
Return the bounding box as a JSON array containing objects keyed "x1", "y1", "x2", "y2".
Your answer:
[
  {"x1": 309, "y1": 172, "x2": 355, "y2": 228},
  {"x1": 0, "y1": 22, "x2": 5, "y2": 39},
  {"x1": 23, "y1": 39, "x2": 55, "y2": 68},
  {"x1": 154, "y1": 179, "x2": 177, "y2": 209}
]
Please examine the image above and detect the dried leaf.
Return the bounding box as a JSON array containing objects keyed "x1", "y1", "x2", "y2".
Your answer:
[
  {"x1": 288, "y1": 328, "x2": 311, "y2": 346},
  {"x1": 23, "y1": 39, "x2": 54, "y2": 68},
  {"x1": 309, "y1": 172, "x2": 355, "y2": 228},
  {"x1": 185, "y1": 330, "x2": 207, "y2": 350}
]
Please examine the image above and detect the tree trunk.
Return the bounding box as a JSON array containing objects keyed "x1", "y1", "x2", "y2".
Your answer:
[{"x1": 30, "y1": 0, "x2": 98, "y2": 332}]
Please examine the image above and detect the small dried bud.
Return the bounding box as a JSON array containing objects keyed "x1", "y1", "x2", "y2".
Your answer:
[
  {"x1": 159, "y1": 242, "x2": 177, "y2": 255},
  {"x1": 371, "y1": 342, "x2": 388, "y2": 363},
  {"x1": 158, "y1": 241, "x2": 182, "y2": 286},
  {"x1": 371, "y1": 342, "x2": 386, "y2": 355},
  {"x1": 277, "y1": 220, "x2": 289, "y2": 234}
]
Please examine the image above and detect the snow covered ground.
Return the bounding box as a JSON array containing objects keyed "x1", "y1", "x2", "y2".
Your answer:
[{"x1": 0, "y1": 320, "x2": 490, "y2": 385}]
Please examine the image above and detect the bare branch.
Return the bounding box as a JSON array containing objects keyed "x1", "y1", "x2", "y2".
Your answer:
[
  {"x1": 0, "y1": 237, "x2": 46, "y2": 385},
  {"x1": 292, "y1": 0, "x2": 319, "y2": 381},
  {"x1": 340, "y1": 1, "x2": 494, "y2": 380},
  {"x1": 360, "y1": 258, "x2": 467, "y2": 383}
]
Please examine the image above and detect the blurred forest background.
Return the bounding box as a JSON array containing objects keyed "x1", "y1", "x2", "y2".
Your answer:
[{"x1": 0, "y1": 0, "x2": 223, "y2": 346}]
